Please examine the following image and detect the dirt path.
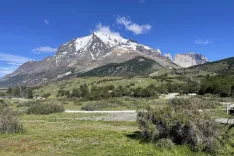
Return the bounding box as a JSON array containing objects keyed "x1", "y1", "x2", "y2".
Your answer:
[
  {"x1": 215, "y1": 118, "x2": 234, "y2": 124},
  {"x1": 65, "y1": 110, "x2": 136, "y2": 113},
  {"x1": 160, "y1": 93, "x2": 179, "y2": 99},
  {"x1": 65, "y1": 110, "x2": 137, "y2": 121}
]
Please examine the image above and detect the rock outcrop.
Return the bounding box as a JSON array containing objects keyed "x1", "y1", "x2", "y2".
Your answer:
[{"x1": 174, "y1": 52, "x2": 209, "y2": 67}]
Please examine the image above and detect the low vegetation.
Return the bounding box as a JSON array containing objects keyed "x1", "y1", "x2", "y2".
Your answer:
[
  {"x1": 27, "y1": 102, "x2": 65, "y2": 115},
  {"x1": 58, "y1": 84, "x2": 159, "y2": 100},
  {"x1": 0, "y1": 100, "x2": 24, "y2": 133},
  {"x1": 137, "y1": 98, "x2": 229, "y2": 154},
  {"x1": 1, "y1": 75, "x2": 233, "y2": 155},
  {"x1": 200, "y1": 75, "x2": 234, "y2": 97},
  {"x1": 6, "y1": 86, "x2": 33, "y2": 99},
  {"x1": 81, "y1": 99, "x2": 125, "y2": 111}
]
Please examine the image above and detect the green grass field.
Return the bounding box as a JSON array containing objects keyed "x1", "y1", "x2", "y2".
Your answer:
[
  {"x1": 0, "y1": 112, "x2": 215, "y2": 156},
  {"x1": 2, "y1": 75, "x2": 234, "y2": 155}
]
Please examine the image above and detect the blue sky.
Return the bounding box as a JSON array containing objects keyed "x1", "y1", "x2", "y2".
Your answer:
[{"x1": 0, "y1": 0, "x2": 234, "y2": 77}]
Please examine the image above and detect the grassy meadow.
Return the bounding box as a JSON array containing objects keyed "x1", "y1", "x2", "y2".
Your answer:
[
  {"x1": 1, "y1": 75, "x2": 234, "y2": 156},
  {"x1": 0, "y1": 112, "x2": 217, "y2": 156}
]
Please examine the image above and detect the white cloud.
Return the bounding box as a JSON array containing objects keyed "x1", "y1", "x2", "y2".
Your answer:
[
  {"x1": 32, "y1": 46, "x2": 57, "y2": 54},
  {"x1": 194, "y1": 39, "x2": 212, "y2": 45},
  {"x1": 139, "y1": 0, "x2": 145, "y2": 3},
  {"x1": 0, "y1": 53, "x2": 32, "y2": 64},
  {"x1": 7, "y1": 62, "x2": 23, "y2": 66},
  {"x1": 44, "y1": 20, "x2": 49, "y2": 24},
  {"x1": 95, "y1": 23, "x2": 121, "y2": 37},
  {"x1": 116, "y1": 16, "x2": 151, "y2": 35},
  {"x1": 0, "y1": 53, "x2": 33, "y2": 77}
]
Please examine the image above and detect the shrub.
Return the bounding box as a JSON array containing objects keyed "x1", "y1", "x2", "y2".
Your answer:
[
  {"x1": 42, "y1": 93, "x2": 51, "y2": 98},
  {"x1": 26, "y1": 89, "x2": 33, "y2": 99},
  {"x1": 203, "y1": 93, "x2": 213, "y2": 98},
  {"x1": 168, "y1": 97, "x2": 219, "y2": 110},
  {"x1": 156, "y1": 138, "x2": 175, "y2": 150},
  {"x1": 137, "y1": 98, "x2": 226, "y2": 154},
  {"x1": 0, "y1": 99, "x2": 8, "y2": 108},
  {"x1": 81, "y1": 99, "x2": 124, "y2": 111},
  {"x1": 81, "y1": 102, "x2": 100, "y2": 111},
  {"x1": 17, "y1": 100, "x2": 41, "y2": 107},
  {"x1": 0, "y1": 100, "x2": 24, "y2": 133},
  {"x1": 27, "y1": 103, "x2": 65, "y2": 115},
  {"x1": 57, "y1": 89, "x2": 70, "y2": 97}
]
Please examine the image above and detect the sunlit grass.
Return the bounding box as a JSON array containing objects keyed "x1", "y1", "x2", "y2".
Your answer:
[{"x1": 0, "y1": 113, "x2": 216, "y2": 156}]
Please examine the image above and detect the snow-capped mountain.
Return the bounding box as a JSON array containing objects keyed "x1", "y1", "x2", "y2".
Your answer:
[
  {"x1": 164, "y1": 53, "x2": 173, "y2": 61},
  {"x1": 1, "y1": 32, "x2": 177, "y2": 86}
]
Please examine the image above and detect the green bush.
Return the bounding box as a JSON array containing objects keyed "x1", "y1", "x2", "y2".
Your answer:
[
  {"x1": 27, "y1": 103, "x2": 65, "y2": 115},
  {"x1": 156, "y1": 138, "x2": 175, "y2": 150},
  {"x1": 57, "y1": 89, "x2": 70, "y2": 97},
  {"x1": 137, "y1": 98, "x2": 226, "y2": 154},
  {"x1": 81, "y1": 99, "x2": 124, "y2": 111},
  {"x1": 203, "y1": 93, "x2": 213, "y2": 98},
  {"x1": 42, "y1": 93, "x2": 51, "y2": 98},
  {"x1": 64, "y1": 84, "x2": 159, "y2": 100},
  {"x1": 17, "y1": 100, "x2": 42, "y2": 107},
  {"x1": 168, "y1": 97, "x2": 219, "y2": 110},
  {"x1": 0, "y1": 100, "x2": 24, "y2": 133}
]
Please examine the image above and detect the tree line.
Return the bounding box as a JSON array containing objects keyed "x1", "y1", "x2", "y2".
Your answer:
[
  {"x1": 6, "y1": 86, "x2": 33, "y2": 99},
  {"x1": 199, "y1": 75, "x2": 234, "y2": 97},
  {"x1": 57, "y1": 83, "x2": 159, "y2": 100}
]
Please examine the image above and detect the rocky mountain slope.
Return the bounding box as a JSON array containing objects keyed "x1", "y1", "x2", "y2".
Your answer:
[
  {"x1": 0, "y1": 32, "x2": 178, "y2": 87},
  {"x1": 164, "y1": 52, "x2": 209, "y2": 67}
]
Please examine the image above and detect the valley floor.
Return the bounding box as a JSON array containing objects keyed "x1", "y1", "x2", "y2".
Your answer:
[
  {"x1": 0, "y1": 112, "x2": 214, "y2": 156},
  {"x1": 1, "y1": 97, "x2": 234, "y2": 156}
]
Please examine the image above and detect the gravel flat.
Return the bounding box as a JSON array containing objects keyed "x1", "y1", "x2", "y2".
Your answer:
[
  {"x1": 65, "y1": 110, "x2": 234, "y2": 124},
  {"x1": 65, "y1": 110, "x2": 137, "y2": 121}
]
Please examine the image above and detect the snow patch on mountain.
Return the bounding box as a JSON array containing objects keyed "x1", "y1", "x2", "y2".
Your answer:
[
  {"x1": 164, "y1": 53, "x2": 172, "y2": 60},
  {"x1": 74, "y1": 35, "x2": 92, "y2": 51}
]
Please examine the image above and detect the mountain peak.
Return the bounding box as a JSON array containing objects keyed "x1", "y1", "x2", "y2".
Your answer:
[
  {"x1": 164, "y1": 53, "x2": 172, "y2": 60},
  {"x1": 93, "y1": 31, "x2": 128, "y2": 47}
]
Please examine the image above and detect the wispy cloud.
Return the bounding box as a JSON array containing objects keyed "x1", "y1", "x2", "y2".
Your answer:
[
  {"x1": 7, "y1": 62, "x2": 23, "y2": 66},
  {"x1": 116, "y1": 16, "x2": 151, "y2": 35},
  {"x1": 44, "y1": 20, "x2": 49, "y2": 24},
  {"x1": 0, "y1": 53, "x2": 33, "y2": 77},
  {"x1": 0, "y1": 66, "x2": 18, "y2": 77},
  {"x1": 139, "y1": 0, "x2": 145, "y2": 3},
  {"x1": 32, "y1": 46, "x2": 57, "y2": 54},
  {"x1": 194, "y1": 39, "x2": 212, "y2": 45},
  {"x1": 94, "y1": 23, "x2": 121, "y2": 37},
  {"x1": 0, "y1": 53, "x2": 32, "y2": 64}
]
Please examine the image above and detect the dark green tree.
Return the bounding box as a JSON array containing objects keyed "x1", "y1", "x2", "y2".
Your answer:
[{"x1": 26, "y1": 89, "x2": 33, "y2": 99}]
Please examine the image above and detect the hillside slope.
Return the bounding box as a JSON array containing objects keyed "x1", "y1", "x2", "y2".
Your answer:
[
  {"x1": 172, "y1": 57, "x2": 234, "y2": 75},
  {"x1": 77, "y1": 56, "x2": 165, "y2": 77}
]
